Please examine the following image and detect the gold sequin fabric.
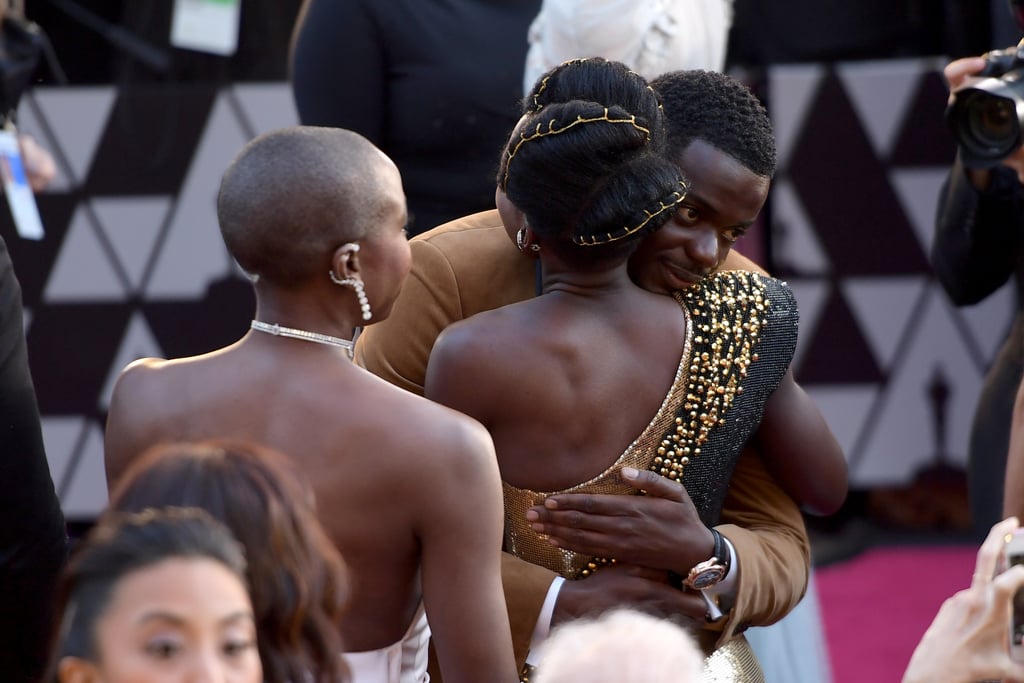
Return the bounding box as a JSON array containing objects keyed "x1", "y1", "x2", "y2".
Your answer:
[
  {"x1": 502, "y1": 313, "x2": 694, "y2": 578},
  {"x1": 502, "y1": 270, "x2": 798, "y2": 576},
  {"x1": 664, "y1": 270, "x2": 797, "y2": 526},
  {"x1": 703, "y1": 636, "x2": 766, "y2": 682}
]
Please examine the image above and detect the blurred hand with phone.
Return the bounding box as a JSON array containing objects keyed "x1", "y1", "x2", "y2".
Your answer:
[{"x1": 902, "y1": 517, "x2": 1024, "y2": 683}]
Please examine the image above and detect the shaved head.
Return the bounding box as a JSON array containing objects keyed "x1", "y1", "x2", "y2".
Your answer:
[{"x1": 217, "y1": 126, "x2": 405, "y2": 286}]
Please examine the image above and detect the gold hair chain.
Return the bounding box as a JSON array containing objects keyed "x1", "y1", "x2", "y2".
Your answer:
[{"x1": 502, "y1": 108, "x2": 652, "y2": 188}]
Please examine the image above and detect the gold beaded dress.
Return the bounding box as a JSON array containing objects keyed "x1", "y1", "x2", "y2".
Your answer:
[{"x1": 504, "y1": 271, "x2": 798, "y2": 683}]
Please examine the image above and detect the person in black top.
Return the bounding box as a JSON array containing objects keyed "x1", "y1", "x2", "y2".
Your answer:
[
  {"x1": 289, "y1": 0, "x2": 541, "y2": 236},
  {"x1": 0, "y1": 4, "x2": 67, "y2": 676},
  {"x1": 0, "y1": 233, "x2": 68, "y2": 682},
  {"x1": 933, "y1": 54, "x2": 1024, "y2": 537}
]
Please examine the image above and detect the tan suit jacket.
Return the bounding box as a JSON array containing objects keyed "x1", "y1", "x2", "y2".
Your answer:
[{"x1": 356, "y1": 209, "x2": 810, "y2": 672}]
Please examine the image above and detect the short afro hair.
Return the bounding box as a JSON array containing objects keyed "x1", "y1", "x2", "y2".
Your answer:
[{"x1": 650, "y1": 69, "x2": 776, "y2": 178}]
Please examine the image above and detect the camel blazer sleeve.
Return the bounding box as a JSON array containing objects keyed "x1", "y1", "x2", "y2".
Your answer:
[
  {"x1": 707, "y1": 249, "x2": 810, "y2": 642},
  {"x1": 712, "y1": 446, "x2": 810, "y2": 644},
  {"x1": 355, "y1": 232, "x2": 465, "y2": 395},
  {"x1": 356, "y1": 209, "x2": 536, "y2": 395}
]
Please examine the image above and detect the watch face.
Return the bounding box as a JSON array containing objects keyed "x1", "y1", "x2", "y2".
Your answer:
[{"x1": 684, "y1": 560, "x2": 726, "y2": 590}]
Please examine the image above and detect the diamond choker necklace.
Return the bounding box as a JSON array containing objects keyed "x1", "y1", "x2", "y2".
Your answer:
[{"x1": 250, "y1": 320, "x2": 354, "y2": 359}]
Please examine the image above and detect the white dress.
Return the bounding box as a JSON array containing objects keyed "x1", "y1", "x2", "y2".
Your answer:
[
  {"x1": 523, "y1": 0, "x2": 735, "y2": 93},
  {"x1": 342, "y1": 602, "x2": 431, "y2": 683}
]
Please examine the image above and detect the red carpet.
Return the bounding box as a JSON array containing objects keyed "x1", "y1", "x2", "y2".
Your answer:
[{"x1": 816, "y1": 545, "x2": 977, "y2": 682}]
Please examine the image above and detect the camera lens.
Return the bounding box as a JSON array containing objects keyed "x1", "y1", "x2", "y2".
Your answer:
[{"x1": 960, "y1": 91, "x2": 1019, "y2": 159}]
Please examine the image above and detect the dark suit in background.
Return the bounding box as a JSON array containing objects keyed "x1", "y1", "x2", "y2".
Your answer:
[{"x1": 0, "y1": 234, "x2": 67, "y2": 681}]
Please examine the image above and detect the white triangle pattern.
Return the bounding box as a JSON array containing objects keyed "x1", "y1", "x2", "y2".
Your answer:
[
  {"x1": 804, "y1": 384, "x2": 877, "y2": 460},
  {"x1": 15, "y1": 92, "x2": 73, "y2": 193},
  {"x1": 785, "y1": 277, "x2": 830, "y2": 371},
  {"x1": 92, "y1": 196, "x2": 173, "y2": 293},
  {"x1": 98, "y1": 312, "x2": 166, "y2": 413},
  {"x1": 231, "y1": 83, "x2": 300, "y2": 134},
  {"x1": 770, "y1": 178, "x2": 831, "y2": 275},
  {"x1": 837, "y1": 59, "x2": 926, "y2": 160},
  {"x1": 889, "y1": 167, "x2": 951, "y2": 257},
  {"x1": 28, "y1": 86, "x2": 116, "y2": 186},
  {"x1": 43, "y1": 202, "x2": 126, "y2": 301},
  {"x1": 950, "y1": 281, "x2": 1018, "y2": 365},
  {"x1": 60, "y1": 420, "x2": 110, "y2": 519},
  {"x1": 853, "y1": 289, "x2": 982, "y2": 485},
  {"x1": 841, "y1": 276, "x2": 928, "y2": 372},
  {"x1": 768, "y1": 64, "x2": 825, "y2": 171},
  {"x1": 39, "y1": 416, "x2": 88, "y2": 491},
  {"x1": 145, "y1": 93, "x2": 253, "y2": 299}
]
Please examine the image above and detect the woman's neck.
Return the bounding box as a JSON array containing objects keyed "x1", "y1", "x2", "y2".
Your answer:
[
  {"x1": 539, "y1": 262, "x2": 638, "y2": 299},
  {"x1": 253, "y1": 284, "x2": 360, "y2": 341}
]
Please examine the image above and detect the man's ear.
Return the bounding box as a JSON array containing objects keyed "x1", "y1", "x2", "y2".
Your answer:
[
  {"x1": 58, "y1": 656, "x2": 101, "y2": 683},
  {"x1": 330, "y1": 242, "x2": 363, "y2": 281}
]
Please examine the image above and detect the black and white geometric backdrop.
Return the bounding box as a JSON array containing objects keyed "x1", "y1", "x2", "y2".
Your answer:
[
  {"x1": 3, "y1": 82, "x2": 296, "y2": 519},
  {"x1": 2, "y1": 59, "x2": 1012, "y2": 520},
  {"x1": 769, "y1": 58, "x2": 1013, "y2": 488}
]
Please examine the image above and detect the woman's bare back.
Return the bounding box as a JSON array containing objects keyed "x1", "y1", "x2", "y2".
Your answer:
[
  {"x1": 428, "y1": 285, "x2": 687, "y2": 491},
  {"x1": 105, "y1": 336, "x2": 505, "y2": 653}
]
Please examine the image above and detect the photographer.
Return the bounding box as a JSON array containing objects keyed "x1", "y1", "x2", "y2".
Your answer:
[{"x1": 933, "y1": 52, "x2": 1024, "y2": 538}]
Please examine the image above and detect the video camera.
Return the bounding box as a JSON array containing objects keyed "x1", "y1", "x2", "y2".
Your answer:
[{"x1": 946, "y1": 1, "x2": 1024, "y2": 168}]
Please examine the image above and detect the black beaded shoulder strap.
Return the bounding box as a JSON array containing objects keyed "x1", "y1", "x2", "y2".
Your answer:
[
  {"x1": 650, "y1": 270, "x2": 773, "y2": 483},
  {"x1": 569, "y1": 271, "x2": 796, "y2": 582},
  {"x1": 672, "y1": 271, "x2": 798, "y2": 525}
]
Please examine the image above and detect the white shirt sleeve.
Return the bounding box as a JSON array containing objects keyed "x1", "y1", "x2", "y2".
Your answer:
[
  {"x1": 523, "y1": 536, "x2": 738, "y2": 664},
  {"x1": 707, "y1": 535, "x2": 739, "y2": 603},
  {"x1": 525, "y1": 576, "x2": 565, "y2": 665}
]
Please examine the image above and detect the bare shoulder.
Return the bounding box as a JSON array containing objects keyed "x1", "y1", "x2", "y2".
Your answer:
[
  {"x1": 384, "y1": 374, "x2": 496, "y2": 460},
  {"x1": 401, "y1": 393, "x2": 503, "y2": 521},
  {"x1": 108, "y1": 356, "x2": 185, "y2": 419},
  {"x1": 360, "y1": 369, "x2": 497, "y2": 481},
  {"x1": 431, "y1": 307, "x2": 517, "y2": 372},
  {"x1": 105, "y1": 357, "x2": 179, "y2": 486},
  {"x1": 105, "y1": 355, "x2": 218, "y2": 485},
  {"x1": 108, "y1": 355, "x2": 207, "y2": 414},
  {"x1": 425, "y1": 308, "x2": 522, "y2": 422}
]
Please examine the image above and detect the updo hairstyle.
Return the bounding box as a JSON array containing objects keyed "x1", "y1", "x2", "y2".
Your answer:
[{"x1": 503, "y1": 98, "x2": 687, "y2": 269}]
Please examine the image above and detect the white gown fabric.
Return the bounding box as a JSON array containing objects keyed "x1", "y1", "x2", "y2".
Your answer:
[
  {"x1": 523, "y1": 0, "x2": 735, "y2": 93},
  {"x1": 342, "y1": 602, "x2": 431, "y2": 683}
]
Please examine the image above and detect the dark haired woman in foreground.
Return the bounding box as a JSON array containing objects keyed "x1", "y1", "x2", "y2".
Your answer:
[
  {"x1": 107, "y1": 439, "x2": 349, "y2": 683},
  {"x1": 46, "y1": 507, "x2": 261, "y2": 683}
]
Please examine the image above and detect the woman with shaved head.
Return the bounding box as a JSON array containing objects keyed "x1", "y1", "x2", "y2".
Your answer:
[{"x1": 104, "y1": 126, "x2": 517, "y2": 683}]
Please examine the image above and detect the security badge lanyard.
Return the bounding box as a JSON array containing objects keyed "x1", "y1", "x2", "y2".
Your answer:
[{"x1": 0, "y1": 118, "x2": 44, "y2": 240}]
